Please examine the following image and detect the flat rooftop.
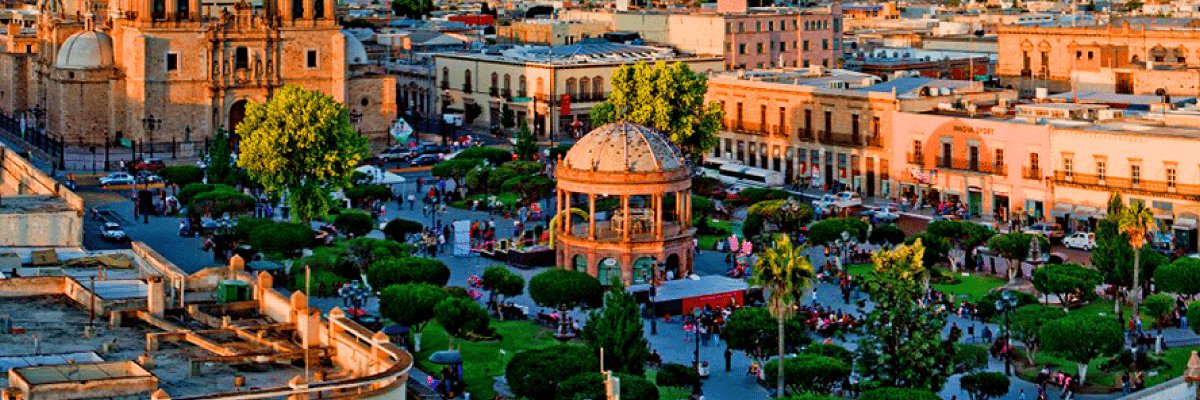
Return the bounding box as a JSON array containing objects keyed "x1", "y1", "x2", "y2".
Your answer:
[
  {"x1": 14, "y1": 361, "x2": 152, "y2": 385},
  {"x1": 0, "y1": 195, "x2": 72, "y2": 214}
]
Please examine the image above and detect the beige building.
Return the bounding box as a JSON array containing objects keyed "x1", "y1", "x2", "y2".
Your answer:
[
  {"x1": 497, "y1": 19, "x2": 608, "y2": 46},
  {"x1": 0, "y1": 144, "x2": 83, "y2": 248},
  {"x1": 704, "y1": 67, "x2": 1014, "y2": 199},
  {"x1": 435, "y1": 43, "x2": 723, "y2": 138},
  {"x1": 0, "y1": 0, "x2": 398, "y2": 153}
]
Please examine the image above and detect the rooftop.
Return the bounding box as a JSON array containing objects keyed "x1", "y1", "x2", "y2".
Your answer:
[
  {"x1": 0, "y1": 195, "x2": 73, "y2": 214},
  {"x1": 710, "y1": 67, "x2": 985, "y2": 97},
  {"x1": 437, "y1": 40, "x2": 704, "y2": 65}
]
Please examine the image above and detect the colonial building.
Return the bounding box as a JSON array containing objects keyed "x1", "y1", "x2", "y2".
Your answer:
[
  {"x1": 704, "y1": 67, "x2": 1015, "y2": 199},
  {"x1": 434, "y1": 41, "x2": 723, "y2": 138},
  {"x1": 0, "y1": 0, "x2": 397, "y2": 150}
]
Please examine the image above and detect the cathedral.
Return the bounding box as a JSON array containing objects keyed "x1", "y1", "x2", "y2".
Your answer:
[{"x1": 0, "y1": 0, "x2": 396, "y2": 148}]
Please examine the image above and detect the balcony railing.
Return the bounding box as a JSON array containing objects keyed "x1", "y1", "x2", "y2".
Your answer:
[
  {"x1": 723, "y1": 120, "x2": 775, "y2": 135},
  {"x1": 865, "y1": 135, "x2": 882, "y2": 148},
  {"x1": 822, "y1": 131, "x2": 861, "y2": 147},
  {"x1": 489, "y1": 88, "x2": 499, "y2": 96},
  {"x1": 1022, "y1": 166, "x2": 1043, "y2": 180},
  {"x1": 797, "y1": 128, "x2": 814, "y2": 141},
  {"x1": 906, "y1": 152, "x2": 924, "y2": 166},
  {"x1": 1054, "y1": 171, "x2": 1200, "y2": 201},
  {"x1": 934, "y1": 157, "x2": 1007, "y2": 175}
]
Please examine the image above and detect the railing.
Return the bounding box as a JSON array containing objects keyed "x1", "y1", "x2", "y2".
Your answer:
[
  {"x1": 822, "y1": 131, "x2": 861, "y2": 147},
  {"x1": 489, "y1": 88, "x2": 498, "y2": 96},
  {"x1": 797, "y1": 128, "x2": 814, "y2": 141},
  {"x1": 1022, "y1": 166, "x2": 1043, "y2": 180},
  {"x1": 865, "y1": 135, "x2": 882, "y2": 148},
  {"x1": 502, "y1": 89, "x2": 512, "y2": 98},
  {"x1": 1053, "y1": 171, "x2": 1200, "y2": 201},
  {"x1": 723, "y1": 120, "x2": 770, "y2": 135},
  {"x1": 906, "y1": 152, "x2": 925, "y2": 166},
  {"x1": 934, "y1": 157, "x2": 1008, "y2": 175},
  {"x1": 534, "y1": 93, "x2": 549, "y2": 102},
  {"x1": 993, "y1": 163, "x2": 1008, "y2": 176}
]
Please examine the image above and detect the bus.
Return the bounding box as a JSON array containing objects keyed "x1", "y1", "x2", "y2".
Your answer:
[{"x1": 703, "y1": 160, "x2": 785, "y2": 188}]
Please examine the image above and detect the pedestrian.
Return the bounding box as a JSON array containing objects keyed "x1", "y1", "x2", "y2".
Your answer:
[
  {"x1": 1122, "y1": 372, "x2": 1131, "y2": 395},
  {"x1": 1019, "y1": 389, "x2": 1026, "y2": 400}
]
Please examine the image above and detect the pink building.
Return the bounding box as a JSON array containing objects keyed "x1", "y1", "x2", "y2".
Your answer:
[
  {"x1": 891, "y1": 110, "x2": 1052, "y2": 223},
  {"x1": 720, "y1": 9, "x2": 844, "y2": 70}
]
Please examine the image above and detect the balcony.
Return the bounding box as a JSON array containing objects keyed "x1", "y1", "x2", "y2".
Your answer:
[
  {"x1": 1053, "y1": 171, "x2": 1200, "y2": 201},
  {"x1": 934, "y1": 157, "x2": 1006, "y2": 175},
  {"x1": 723, "y1": 120, "x2": 771, "y2": 135},
  {"x1": 906, "y1": 152, "x2": 925, "y2": 166},
  {"x1": 489, "y1": 88, "x2": 499, "y2": 96},
  {"x1": 797, "y1": 128, "x2": 815, "y2": 141},
  {"x1": 1022, "y1": 166, "x2": 1043, "y2": 180},
  {"x1": 865, "y1": 135, "x2": 882, "y2": 148},
  {"x1": 822, "y1": 131, "x2": 861, "y2": 147}
]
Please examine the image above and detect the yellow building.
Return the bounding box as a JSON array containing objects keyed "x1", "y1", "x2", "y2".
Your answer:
[{"x1": 497, "y1": 19, "x2": 608, "y2": 46}]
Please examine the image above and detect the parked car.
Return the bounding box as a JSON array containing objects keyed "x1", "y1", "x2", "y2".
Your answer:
[
  {"x1": 409, "y1": 154, "x2": 442, "y2": 166},
  {"x1": 834, "y1": 191, "x2": 863, "y2": 209},
  {"x1": 813, "y1": 194, "x2": 838, "y2": 211},
  {"x1": 379, "y1": 146, "x2": 413, "y2": 162},
  {"x1": 136, "y1": 172, "x2": 163, "y2": 184},
  {"x1": 1022, "y1": 223, "x2": 1066, "y2": 242},
  {"x1": 100, "y1": 172, "x2": 136, "y2": 186},
  {"x1": 135, "y1": 158, "x2": 166, "y2": 173},
  {"x1": 101, "y1": 222, "x2": 128, "y2": 241},
  {"x1": 359, "y1": 156, "x2": 388, "y2": 167},
  {"x1": 873, "y1": 205, "x2": 901, "y2": 223},
  {"x1": 1062, "y1": 232, "x2": 1096, "y2": 250}
]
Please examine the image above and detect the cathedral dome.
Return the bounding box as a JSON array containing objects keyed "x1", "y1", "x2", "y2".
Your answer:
[
  {"x1": 342, "y1": 30, "x2": 369, "y2": 65},
  {"x1": 55, "y1": 30, "x2": 114, "y2": 70},
  {"x1": 562, "y1": 121, "x2": 687, "y2": 173}
]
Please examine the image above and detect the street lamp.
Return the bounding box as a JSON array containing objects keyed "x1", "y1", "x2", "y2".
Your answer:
[
  {"x1": 840, "y1": 231, "x2": 852, "y2": 264},
  {"x1": 692, "y1": 307, "x2": 702, "y2": 368},
  {"x1": 650, "y1": 261, "x2": 665, "y2": 335},
  {"x1": 142, "y1": 114, "x2": 162, "y2": 158},
  {"x1": 994, "y1": 290, "x2": 1019, "y2": 376}
]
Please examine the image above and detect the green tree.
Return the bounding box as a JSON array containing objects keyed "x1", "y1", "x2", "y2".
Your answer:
[
  {"x1": 1143, "y1": 294, "x2": 1175, "y2": 329},
  {"x1": 762, "y1": 354, "x2": 850, "y2": 395},
  {"x1": 367, "y1": 257, "x2": 450, "y2": 288},
  {"x1": 1009, "y1": 304, "x2": 1067, "y2": 364},
  {"x1": 750, "y1": 235, "x2": 814, "y2": 397},
  {"x1": 1093, "y1": 217, "x2": 1135, "y2": 294},
  {"x1": 502, "y1": 175, "x2": 555, "y2": 207},
  {"x1": 506, "y1": 346, "x2": 598, "y2": 400},
  {"x1": 1031, "y1": 264, "x2": 1102, "y2": 309},
  {"x1": 986, "y1": 232, "x2": 1047, "y2": 282},
  {"x1": 379, "y1": 283, "x2": 447, "y2": 352},
  {"x1": 556, "y1": 372, "x2": 658, "y2": 400},
  {"x1": 802, "y1": 343, "x2": 854, "y2": 365},
  {"x1": 581, "y1": 287, "x2": 650, "y2": 376},
  {"x1": 236, "y1": 85, "x2": 368, "y2": 223},
  {"x1": 927, "y1": 220, "x2": 994, "y2": 271},
  {"x1": 500, "y1": 104, "x2": 516, "y2": 129},
  {"x1": 529, "y1": 269, "x2": 603, "y2": 334},
  {"x1": 1119, "y1": 201, "x2": 1156, "y2": 318},
  {"x1": 383, "y1": 218, "x2": 423, "y2": 241},
  {"x1": 1041, "y1": 314, "x2": 1124, "y2": 384},
  {"x1": 859, "y1": 388, "x2": 942, "y2": 400},
  {"x1": 431, "y1": 158, "x2": 483, "y2": 192},
  {"x1": 869, "y1": 224, "x2": 907, "y2": 246},
  {"x1": 1154, "y1": 257, "x2": 1200, "y2": 297},
  {"x1": 961, "y1": 372, "x2": 1010, "y2": 400},
  {"x1": 158, "y1": 165, "x2": 204, "y2": 189},
  {"x1": 333, "y1": 211, "x2": 375, "y2": 237},
  {"x1": 952, "y1": 343, "x2": 989, "y2": 373},
  {"x1": 343, "y1": 184, "x2": 392, "y2": 206},
  {"x1": 464, "y1": 165, "x2": 491, "y2": 194},
  {"x1": 856, "y1": 241, "x2": 956, "y2": 392},
  {"x1": 904, "y1": 233, "x2": 951, "y2": 269},
  {"x1": 722, "y1": 306, "x2": 810, "y2": 362},
  {"x1": 486, "y1": 164, "x2": 520, "y2": 191},
  {"x1": 807, "y1": 218, "x2": 869, "y2": 247},
  {"x1": 655, "y1": 363, "x2": 700, "y2": 389},
  {"x1": 589, "y1": 61, "x2": 723, "y2": 162},
  {"x1": 433, "y1": 297, "x2": 491, "y2": 338},
  {"x1": 1190, "y1": 301, "x2": 1200, "y2": 335},
  {"x1": 480, "y1": 266, "x2": 525, "y2": 305},
  {"x1": 454, "y1": 147, "x2": 513, "y2": 165},
  {"x1": 248, "y1": 221, "x2": 315, "y2": 255},
  {"x1": 513, "y1": 122, "x2": 538, "y2": 161},
  {"x1": 208, "y1": 126, "x2": 234, "y2": 185},
  {"x1": 392, "y1": 0, "x2": 433, "y2": 18},
  {"x1": 345, "y1": 237, "x2": 409, "y2": 275},
  {"x1": 189, "y1": 185, "x2": 256, "y2": 217}
]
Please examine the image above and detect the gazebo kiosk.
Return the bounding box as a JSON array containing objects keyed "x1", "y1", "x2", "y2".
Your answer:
[{"x1": 554, "y1": 122, "x2": 696, "y2": 286}]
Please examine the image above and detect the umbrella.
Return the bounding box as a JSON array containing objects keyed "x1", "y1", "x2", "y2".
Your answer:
[
  {"x1": 429, "y1": 350, "x2": 463, "y2": 365},
  {"x1": 382, "y1": 325, "x2": 409, "y2": 335},
  {"x1": 741, "y1": 241, "x2": 753, "y2": 255},
  {"x1": 345, "y1": 308, "x2": 369, "y2": 318},
  {"x1": 727, "y1": 235, "x2": 739, "y2": 252}
]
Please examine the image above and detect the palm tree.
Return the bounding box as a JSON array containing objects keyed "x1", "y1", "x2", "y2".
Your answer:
[
  {"x1": 1118, "y1": 201, "x2": 1155, "y2": 320},
  {"x1": 750, "y1": 235, "x2": 814, "y2": 397}
]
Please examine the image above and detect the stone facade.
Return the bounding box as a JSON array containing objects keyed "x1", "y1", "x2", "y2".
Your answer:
[
  {"x1": 0, "y1": 0, "x2": 397, "y2": 148},
  {"x1": 496, "y1": 20, "x2": 608, "y2": 46}
]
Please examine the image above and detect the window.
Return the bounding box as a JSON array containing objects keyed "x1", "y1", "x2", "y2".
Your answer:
[
  {"x1": 780, "y1": 42, "x2": 786, "y2": 52},
  {"x1": 503, "y1": 74, "x2": 511, "y2": 95},
  {"x1": 735, "y1": 102, "x2": 743, "y2": 127},
  {"x1": 464, "y1": 70, "x2": 472, "y2": 93},
  {"x1": 725, "y1": 22, "x2": 731, "y2": 33},
  {"x1": 756, "y1": 21, "x2": 761, "y2": 32},
  {"x1": 1088, "y1": 51, "x2": 1094, "y2": 60},
  {"x1": 307, "y1": 50, "x2": 318, "y2": 68},
  {"x1": 1064, "y1": 158, "x2": 1073, "y2": 178},
  {"x1": 768, "y1": 21, "x2": 773, "y2": 31},
  {"x1": 969, "y1": 145, "x2": 979, "y2": 170},
  {"x1": 579, "y1": 77, "x2": 590, "y2": 98},
  {"x1": 802, "y1": 59, "x2": 809, "y2": 67},
  {"x1": 804, "y1": 109, "x2": 811, "y2": 131},
  {"x1": 235, "y1": 47, "x2": 248, "y2": 69},
  {"x1": 913, "y1": 140, "x2": 922, "y2": 158},
  {"x1": 792, "y1": 20, "x2": 798, "y2": 30},
  {"x1": 1097, "y1": 160, "x2": 1106, "y2": 180},
  {"x1": 941, "y1": 142, "x2": 952, "y2": 167},
  {"x1": 1131, "y1": 164, "x2": 1141, "y2": 184},
  {"x1": 822, "y1": 39, "x2": 829, "y2": 50},
  {"x1": 757, "y1": 43, "x2": 763, "y2": 54},
  {"x1": 565, "y1": 78, "x2": 576, "y2": 97},
  {"x1": 759, "y1": 105, "x2": 767, "y2": 132},
  {"x1": 166, "y1": 53, "x2": 178, "y2": 71},
  {"x1": 593, "y1": 77, "x2": 602, "y2": 96},
  {"x1": 1029, "y1": 152, "x2": 1040, "y2": 170},
  {"x1": 769, "y1": 42, "x2": 775, "y2": 51},
  {"x1": 518, "y1": 76, "x2": 527, "y2": 96},
  {"x1": 1076, "y1": 50, "x2": 1082, "y2": 59},
  {"x1": 803, "y1": 40, "x2": 810, "y2": 51},
  {"x1": 822, "y1": 58, "x2": 828, "y2": 67},
  {"x1": 536, "y1": 77, "x2": 544, "y2": 96},
  {"x1": 872, "y1": 116, "x2": 880, "y2": 135},
  {"x1": 756, "y1": 62, "x2": 764, "y2": 69},
  {"x1": 441, "y1": 67, "x2": 449, "y2": 89},
  {"x1": 1167, "y1": 167, "x2": 1178, "y2": 189},
  {"x1": 491, "y1": 72, "x2": 499, "y2": 94},
  {"x1": 851, "y1": 114, "x2": 859, "y2": 136},
  {"x1": 823, "y1": 111, "x2": 832, "y2": 135},
  {"x1": 739, "y1": 44, "x2": 746, "y2": 54},
  {"x1": 778, "y1": 107, "x2": 785, "y2": 134},
  {"x1": 995, "y1": 149, "x2": 1004, "y2": 167},
  {"x1": 738, "y1": 22, "x2": 744, "y2": 32}
]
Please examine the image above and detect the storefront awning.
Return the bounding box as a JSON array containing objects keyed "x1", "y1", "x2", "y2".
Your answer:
[
  {"x1": 1048, "y1": 203, "x2": 1074, "y2": 217},
  {"x1": 1072, "y1": 206, "x2": 1099, "y2": 220},
  {"x1": 1173, "y1": 218, "x2": 1198, "y2": 230}
]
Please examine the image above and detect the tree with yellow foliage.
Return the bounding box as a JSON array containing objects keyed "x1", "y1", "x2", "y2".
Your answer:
[{"x1": 235, "y1": 86, "x2": 368, "y2": 223}]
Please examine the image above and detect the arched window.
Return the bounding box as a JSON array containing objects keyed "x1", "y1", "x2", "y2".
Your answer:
[
  {"x1": 597, "y1": 258, "x2": 620, "y2": 285},
  {"x1": 565, "y1": 78, "x2": 576, "y2": 98},
  {"x1": 536, "y1": 77, "x2": 544, "y2": 97},
  {"x1": 593, "y1": 77, "x2": 603, "y2": 97},
  {"x1": 490, "y1": 72, "x2": 499, "y2": 95},
  {"x1": 518, "y1": 76, "x2": 527, "y2": 97},
  {"x1": 441, "y1": 67, "x2": 449, "y2": 89},
  {"x1": 463, "y1": 70, "x2": 472, "y2": 93},
  {"x1": 579, "y1": 77, "x2": 590, "y2": 99},
  {"x1": 503, "y1": 74, "x2": 512, "y2": 97}
]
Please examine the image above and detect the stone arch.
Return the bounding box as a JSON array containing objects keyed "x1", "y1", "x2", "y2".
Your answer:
[
  {"x1": 565, "y1": 77, "x2": 576, "y2": 97},
  {"x1": 228, "y1": 99, "x2": 248, "y2": 137},
  {"x1": 573, "y1": 254, "x2": 587, "y2": 272},
  {"x1": 1174, "y1": 46, "x2": 1188, "y2": 63},
  {"x1": 579, "y1": 77, "x2": 590, "y2": 98},
  {"x1": 632, "y1": 257, "x2": 656, "y2": 285},
  {"x1": 491, "y1": 72, "x2": 499, "y2": 93},
  {"x1": 597, "y1": 257, "x2": 620, "y2": 285},
  {"x1": 518, "y1": 75, "x2": 527, "y2": 96},
  {"x1": 665, "y1": 253, "x2": 680, "y2": 278},
  {"x1": 1020, "y1": 40, "x2": 1034, "y2": 51},
  {"x1": 593, "y1": 76, "x2": 603, "y2": 95},
  {"x1": 503, "y1": 74, "x2": 512, "y2": 93},
  {"x1": 1037, "y1": 40, "x2": 1051, "y2": 52}
]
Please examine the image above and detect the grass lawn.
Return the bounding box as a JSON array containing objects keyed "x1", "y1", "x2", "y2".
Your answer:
[
  {"x1": 451, "y1": 193, "x2": 520, "y2": 210},
  {"x1": 697, "y1": 219, "x2": 733, "y2": 250},
  {"x1": 1063, "y1": 299, "x2": 1159, "y2": 329},
  {"x1": 415, "y1": 320, "x2": 573, "y2": 399},
  {"x1": 1015, "y1": 345, "x2": 1200, "y2": 392},
  {"x1": 932, "y1": 272, "x2": 1007, "y2": 302}
]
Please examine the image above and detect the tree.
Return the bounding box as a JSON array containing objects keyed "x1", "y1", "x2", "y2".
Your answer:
[
  {"x1": 189, "y1": 185, "x2": 256, "y2": 217},
  {"x1": 655, "y1": 363, "x2": 700, "y2": 389},
  {"x1": 927, "y1": 220, "x2": 994, "y2": 271},
  {"x1": 208, "y1": 126, "x2": 234, "y2": 185},
  {"x1": 433, "y1": 297, "x2": 491, "y2": 338},
  {"x1": 961, "y1": 372, "x2": 1010, "y2": 400},
  {"x1": 762, "y1": 354, "x2": 850, "y2": 395},
  {"x1": 333, "y1": 211, "x2": 375, "y2": 237},
  {"x1": 547, "y1": 144, "x2": 573, "y2": 161},
  {"x1": 500, "y1": 104, "x2": 516, "y2": 129},
  {"x1": 431, "y1": 158, "x2": 483, "y2": 193},
  {"x1": 750, "y1": 234, "x2": 814, "y2": 397},
  {"x1": 722, "y1": 307, "x2": 810, "y2": 366},
  {"x1": 857, "y1": 241, "x2": 957, "y2": 392},
  {"x1": 529, "y1": 269, "x2": 603, "y2": 334},
  {"x1": 502, "y1": 175, "x2": 555, "y2": 207},
  {"x1": 513, "y1": 123, "x2": 538, "y2": 161},
  {"x1": 1143, "y1": 294, "x2": 1174, "y2": 329},
  {"x1": 974, "y1": 290, "x2": 1040, "y2": 321},
  {"x1": 1031, "y1": 264, "x2": 1102, "y2": 309},
  {"x1": 480, "y1": 266, "x2": 525, "y2": 305},
  {"x1": 343, "y1": 184, "x2": 392, "y2": 206},
  {"x1": 802, "y1": 343, "x2": 854, "y2": 365},
  {"x1": 158, "y1": 165, "x2": 204, "y2": 189},
  {"x1": 464, "y1": 103, "x2": 483, "y2": 124},
  {"x1": 904, "y1": 233, "x2": 951, "y2": 269},
  {"x1": 379, "y1": 283, "x2": 447, "y2": 352},
  {"x1": 383, "y1": 218, "x2": 423, "y2": 241},
  {"x1": 859, "y1": 388, "x2": 942, "y2": 400},
  {"x1": 1093, "y1": 217, "x2": 1135, "y2": 299},
  {"x1": 806, "y1": 218, "x2": 869, "y2": 247},
  {"x1": 1154, "y1": 257, "x2": 1200, "y2": 297},
  {"x1": 1119, "y1": 201, "x2": 1156, "y2": 318},
  {"x1": 345, "y1": 237, "x2": 409, "y2": 275},
  {"x1": 869, "y1": 224, "x2": 906, "y2": 246},
  {"x1": 952, "y1": 343, "x2": 989, "y2": 373},
  {"x1": 392, "y1": 0, "x2": 433, "y2": 18},
  {"x1": 1009, "y1": 304, "x2": 1067, "y2": 364},
  {"x1": 986, "y1": 232, "x2": 1047, "y2": 282},
  {"x1": 589, "y1": 61, "x2": 724, "y2": 162},
  {"x1": 247, "y1": 221, "x2": 316, "y2": 255},
  {"x1": 367, "y1": 257, "x2": 450, "y2": 288},
  {"x1": 1190, "y1": 301, "x2": 1200, "y2": 335},
  {"x1": 454, "y1": 147, "x2": 513, "y2": 166},
  {"x1": 556, "y1": 372, "x2": 658, "y2": 400},
  {"x1": 1041, "y1": 314, "x2": 1124, "y2": 384},
  {"x1": 506, "y1": 346, "x2": 598, "y2": 400},
  {"x1": 581, "y1": 287, "x2": 650, "y2": 376},
  {"x1": 486, "y1": 165, "x2": 520, "y2": 192},
  {"x1": 236, "y1": 85, "x2": 368, "y2": 223}
]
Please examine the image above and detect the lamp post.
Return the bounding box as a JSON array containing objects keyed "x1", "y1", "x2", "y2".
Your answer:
[
  {"x1": 651, "y1": 261, "x2": 665, "y2": 335},
  {"x1": 692, "y1": 307, "x2": 702, "y2": 368},
  {"x1": 142, "y1": 114, "x2": 162, "y2": 159},
  {"x1": 994, "y1": 290, "x2": 1019, "y2": 376},
  {"x1": 840, "y1": 231, "x2": 852, "y2": 264}
]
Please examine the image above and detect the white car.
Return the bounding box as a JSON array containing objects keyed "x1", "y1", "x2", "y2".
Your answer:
[
  {"x1": 99, "y1": 173, "x2": 135, "y2": 186},
  {"x1": 813, "y1": 194, "x2": 837, "y2": 211},
  {"x1": 834, "y1": 191, "x2": 862, "y2": 208},
  {"x1": 101, "y1": 222, "x2": 128, "y2": 241},
  {"x1": 873, "y1": 206, "x2": 900, "y2": 223},
  {"x1": 379, "y1": 146, "x2": 413, "y2": 162},
  {"x1": 1063, "y1": 232, "x2": 1096, "y2": 250}
]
